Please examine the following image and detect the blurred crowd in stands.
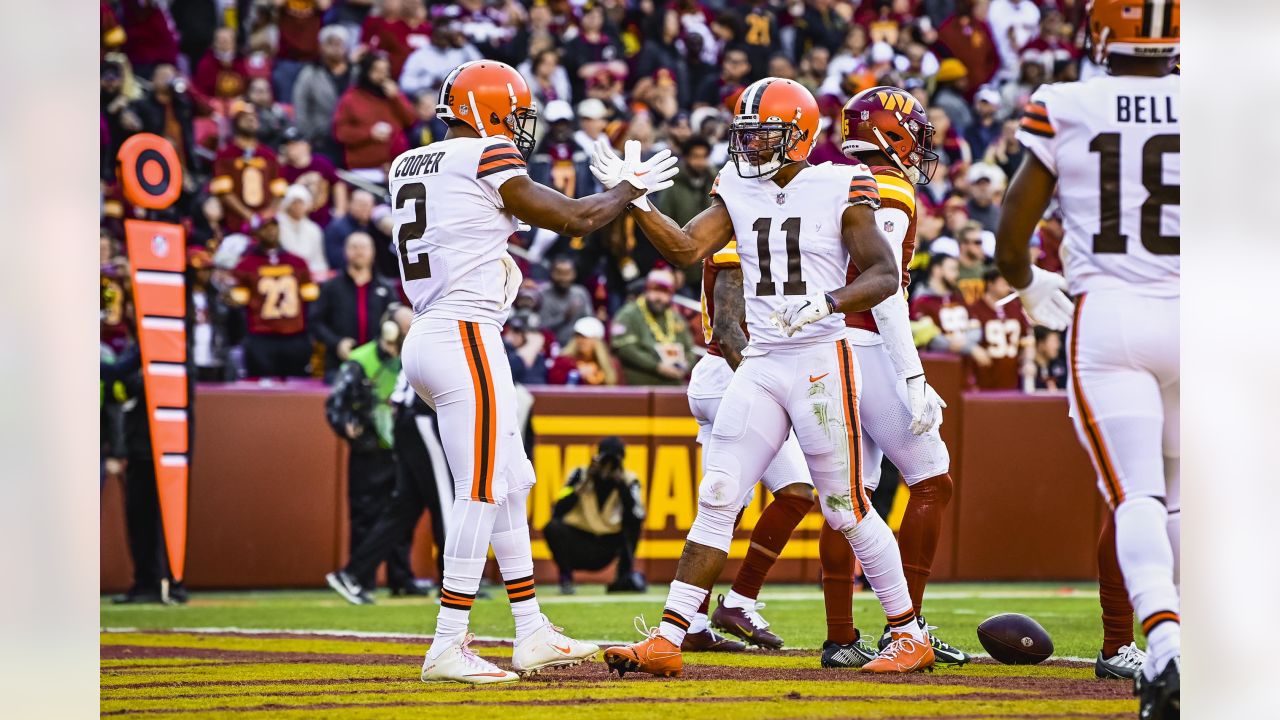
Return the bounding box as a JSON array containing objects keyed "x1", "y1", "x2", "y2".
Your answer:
[{"x1": 101, "y1": 0, "x2": 1089, "y2": 393}]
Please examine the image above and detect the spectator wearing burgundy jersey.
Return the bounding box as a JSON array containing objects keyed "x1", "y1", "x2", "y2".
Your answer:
[
  {"x1": 228, "y1": 217, "x2": 319, "y2": 378},
  {"x1": 119, "y1": 0, "x2": 180, "y2": 79},
  {"x1": 194, "y1": 27, "x2": 249, "y2": 100},
  {"x1": 293, "y1": 25, "x2": 353, "y2": 161},
  {"x1": 911, "y1": 253, "x2": 981, "y2": 357},
  {"x1": 361, "y1": 0, "x2": 431, "y2": 79},
  {"x1": 937, "y1": 0, "x2": 999, "y2": 92},
  {"x1": 333, "y1": 52, "x2": 415, "y2": 178},
  {"x1": 280, "y1": 126, "x2": 347, "y2": 228},
  {"x1": 309, "y1": 232, "x2": 399, "y2": 380},
  {"x1": 210, "y1": 103, "x2": 288, "y2": 232},
  {"x1": 274, "y1": 0, "x2": 331, "y2": 102},
  {"x1": 966, "y1": 268, "x2": 1032, "y2": 390},
  {"x1": 561, "y1": 3, "x2": 625, "y2": 100}
]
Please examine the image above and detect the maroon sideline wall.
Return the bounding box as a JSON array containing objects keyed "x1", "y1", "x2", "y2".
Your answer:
[{"x1": 101, "y1": 356, "x2": 1104, "y2": 592}]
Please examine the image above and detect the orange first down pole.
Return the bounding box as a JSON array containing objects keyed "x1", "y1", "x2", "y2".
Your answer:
[{"x1": 118, "y1": 134, "x2": 190, "y2": 584}]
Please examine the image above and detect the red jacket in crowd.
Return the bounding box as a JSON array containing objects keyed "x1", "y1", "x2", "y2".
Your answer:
[{"x1": 332, "y1": 87, "x2": 416, "y2": 171}]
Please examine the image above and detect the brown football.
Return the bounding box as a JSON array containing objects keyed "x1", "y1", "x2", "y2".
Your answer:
[{"x1": 976, "y1": 613, "x2": 1053, "y2": 665}]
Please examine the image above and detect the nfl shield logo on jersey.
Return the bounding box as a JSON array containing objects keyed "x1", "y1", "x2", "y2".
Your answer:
[
  {"x1": 883, "y1": 220, "x2": 895, "y2": 233},
  {"x1": 151, "y1": 234, "x2": 169, "y2": 257},
  {"x1": 776, "y1": 192, "x2": 786, "y2": 205}
]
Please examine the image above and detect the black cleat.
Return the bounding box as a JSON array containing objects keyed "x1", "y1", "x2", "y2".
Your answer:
[
  {"x1": 820, "y1": 635, "x2": 878, "y2": 669},
  {"x1": 326, "y1": 570, "x2": 373, "y2": 606},
  {"x1": 1136, "y1": 656, "x2": 1179, "y2": 720}
]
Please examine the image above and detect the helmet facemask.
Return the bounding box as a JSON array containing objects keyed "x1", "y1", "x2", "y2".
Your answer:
[
  {"x1": 729, "y1": 120, "x2": 794, "y2": 180},
  {"x1": 505, "y1": 107, "x2": 538, "y2": 159},
  {"x1": 871, "y1": 114, "x2": 938, "y2": 185}
]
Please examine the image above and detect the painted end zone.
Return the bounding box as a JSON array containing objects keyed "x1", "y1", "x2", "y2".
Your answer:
[{"x1": 102, "y1": 630, "x2": 1136, "y2": 719}]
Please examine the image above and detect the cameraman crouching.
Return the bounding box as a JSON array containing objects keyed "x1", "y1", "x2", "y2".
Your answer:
[{"x1": 543, "y1": 437, "x2": 646, "y2": 594}]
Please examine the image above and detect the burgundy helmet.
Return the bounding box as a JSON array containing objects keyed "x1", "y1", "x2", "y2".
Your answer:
[{"x1": 840, "y1": 85, "x2": 938, "y2": 184}]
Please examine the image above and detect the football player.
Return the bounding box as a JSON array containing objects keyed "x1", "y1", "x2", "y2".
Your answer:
[
  {"x1": 994, "y1": 1, "x2": 1180, "y2": 716},
  {"x1": 690, "y1": 237, "x2": 876, "y2": 664},
  {"x1": 834, "y1": 86, "x2": 968, "y2": 664},
  {"x1": 594, "y1": 77, "x2": 935, "y2": 677},
  {"x1": 389, "y1": 60, "x2": 677, "y2": 685}
]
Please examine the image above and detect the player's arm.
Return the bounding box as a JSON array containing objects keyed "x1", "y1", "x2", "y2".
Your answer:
[
  {"x1": 830, "y1": 203, "x2": 900, "y2": 312},
  {"x1": 711, "y1": 264, "x2": 747, "y2": 370},
  {"x1": 994, "y1": 152, "x2": 1055, "y2": 290},
  {"x1": 995, "y1": 96, "x2": 1075, "y2": 330},
  {"x1": 499, "y1": 174, "x2": 644, "y2": 238},
  {"x1": 630, "y1": 197, "x2": 735, "y2": 266}
]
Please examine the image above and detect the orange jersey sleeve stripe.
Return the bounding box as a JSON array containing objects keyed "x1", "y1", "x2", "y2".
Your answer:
[
  {"x1": 477, "y1": 157, "x2": 526, "y2": 178},
  {"x1": 1019, "y1": 117, "x2": 1056, "y2": 138}
]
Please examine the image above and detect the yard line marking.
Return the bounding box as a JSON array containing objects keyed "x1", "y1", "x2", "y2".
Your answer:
[{"x1": 99, "y1": 626, "x2": 1097, "y2": 663}]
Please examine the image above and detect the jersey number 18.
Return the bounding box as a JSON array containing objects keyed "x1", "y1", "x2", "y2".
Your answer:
[{"x1": 1089, "y1": 133, "x2": 1179, "y2": 257}]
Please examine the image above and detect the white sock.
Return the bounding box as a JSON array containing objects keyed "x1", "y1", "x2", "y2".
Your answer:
[
  {"x1": 658, "y1": 580, "x2": 707, "y2": 646},
  {"x1": 1167, "y1": 509, "x2": 1180, "y2": 592},
  {"x1": 687, "y1": 612, "x2": 709, "y2": 634},
  {"x1": 490, "y1": 488, "x2": 543, "y2": 643},
  {"x1": 724, "y1": 589, "x2": 755, "y2": 609},
  {"x1": 427, "y1": 498, "x2": 498, "y2": 660},
  {"x1": 1115, "y1": 496, "x2": 1180, "y2": 679},
  {"x1": 843, "y1": 515, "x2": 922, "y2": 642}
]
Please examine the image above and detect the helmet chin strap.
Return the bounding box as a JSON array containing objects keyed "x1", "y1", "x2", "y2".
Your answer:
[
  {"x1": 871, "y1": 125, "x2": 915, "y2": 181},
  {"x1": 468, "y1": 90, "x2": 488, "y2": 137}
]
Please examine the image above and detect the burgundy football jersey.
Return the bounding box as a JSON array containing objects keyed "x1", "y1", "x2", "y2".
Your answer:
[
  {"x1": 910, "y1": 291, "x2": 971, "y2": 336},
  {"x1": 211, "y1": 144, "x2": 288, "y2": 231},
  {"x1": 966, "y1": 296, "x2": 1030, "y2": 390},
  {"x1": 231, "y1": 246, "x2": 319, "y2": 336}
]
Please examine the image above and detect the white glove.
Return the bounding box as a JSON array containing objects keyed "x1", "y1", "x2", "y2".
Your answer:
[
  {"x1": 1014, "y1": 266, "x2": 1074, "y2": 331},
  {"x1": 905, "y1": 375, "x2": 946, "y2": 435},
  {"x1": 499, "y1": 252, "x2": 522, "y2": 310},
  {"x1": 589, "y1": 138, "x2": 679, "y2": 211},
  {"x1": 770, "y1": 294, "x2": 833, "y2": 337}
]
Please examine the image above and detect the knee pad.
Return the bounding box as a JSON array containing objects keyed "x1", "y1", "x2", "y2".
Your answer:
[
  {"x1": 686, "y1": 502, "x2": 739, "y2": 554},
  {"x1": 910, "y1": 473, "x2": 953, "y2": 506},
  {"x1": 698, "y1": 468, "x2": 747, "y2": 510}
]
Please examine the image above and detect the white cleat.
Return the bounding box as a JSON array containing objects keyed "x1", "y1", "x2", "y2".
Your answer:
[
  {"x1": 512, "y1": 614, "x2": 600, "y2": 675},
  {"x1": 421, "y1": 633, "x2": 518, "y2": 685}
]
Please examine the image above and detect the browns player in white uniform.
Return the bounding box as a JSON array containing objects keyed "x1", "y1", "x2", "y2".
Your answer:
[
  {"x1": 594, "y1": 77, "x2": 936, "y2": 677},
  {"x1": 994, "y1": 1, "x2": 1180, "y2": 716},
  {"x1": 391, "y1": 60, "x2": 677, "y2": 685}
]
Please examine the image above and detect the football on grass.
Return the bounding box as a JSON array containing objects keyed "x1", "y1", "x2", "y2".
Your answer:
[{"x1": 976, "y1": 613, "x2": 1054, "y2": 665}]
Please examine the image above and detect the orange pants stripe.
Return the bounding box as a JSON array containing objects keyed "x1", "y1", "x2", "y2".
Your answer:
[
  {"x1": 835, "y1": 340, "x2": 868, "y2": 521},
  {"x1": 459, "y1": 321, "x2": 497, "y2": 503},
  {"x1": 1069, "y1": 296, "x2": 1125, "y2": 508}
]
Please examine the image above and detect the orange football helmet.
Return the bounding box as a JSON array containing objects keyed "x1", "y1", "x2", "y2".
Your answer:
[
  {"x1": 437, "y1": 60, "x2": 538, "y2": 157},
  {"x1": 1086, "y1": 0, "x2": 1179, "y2": 64},
  {"x1": 728, "y1": 78, "x2": 819, "y2": 179},
  {"x1": 841, "y1": 85, "x2": 938, "y2": 184}
]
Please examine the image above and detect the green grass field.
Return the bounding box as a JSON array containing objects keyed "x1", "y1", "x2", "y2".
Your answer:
[{"x1": 101, "y1": 582, "x2": 1139, "y2": 719}]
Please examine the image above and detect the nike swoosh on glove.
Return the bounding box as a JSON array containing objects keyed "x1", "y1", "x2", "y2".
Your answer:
[
  {"x1": 770, "y1": 294, "x2": 831, "y2": 337},
  {"x1": 589, "y1": 138, "x2": 678, "y2": 211},
  {"x1": 905, "y1": 375, "x2": 946, "y2": 435},
  {"x1": 1014, "y1": 266, "x2": 1074, "y2": 331}
]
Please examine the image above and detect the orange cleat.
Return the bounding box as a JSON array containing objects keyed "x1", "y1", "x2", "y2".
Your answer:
[
  {"x1": 861, "y1": 632, "x2": 936, "y2": 673},
  {"x1": 603, "y1": 618, "x2": 684, "y2": 678}
]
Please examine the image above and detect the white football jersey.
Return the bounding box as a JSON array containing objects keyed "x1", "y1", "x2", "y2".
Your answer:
[
  {"x1": 388, "y1": 136, "x2": 528, "y2": 327},
  {"x1": 711, "y1": 160, "x2": 882, "y2": 350},
  {"x1": 1017, "y1": 73, "x2": 1180, "y2": 298}
]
